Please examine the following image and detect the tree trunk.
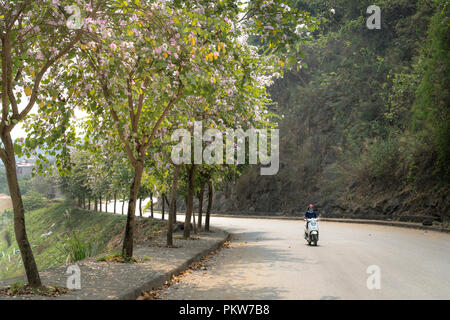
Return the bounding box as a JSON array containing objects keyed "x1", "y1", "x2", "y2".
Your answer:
[
  {"x1": 192, "y1": 207, "x2": 197, "y2": 234},
  {"x1": 164, "y1": 194, "x2": 170, "y2": 221},
  {"x1": 165, "y1": 194, "x2": 170, "y2": 207},
  {"x1": 139, "y1": 197, "x2": 142, "y2": 217},
  {"x1": 114, "y1": 191, "x2": 117, "y2": 214},
  {"x1": 198, "y1": 183, "x2": 205, "y2": 229},
  {"x1": 150, "y1": 192, "x2": 154, "y2": 218},
  {"x1": 183, "y1": 165, "x2": 196, "y2": 239},
  {"x1": 162, "y1": 193, "x2": 165, "y2": 221},
  {"x1": 174, "y1": 199, "x2": 177, "y2": 222},
  {"x1": 88, "y1": 197, "x2": 91, "y2": 210},
  {"x1": 122, "y1": 162, "x2": 144, "y2": 258},
  {"x1": 205, "y1": 179, "x2": 213, "y2": 232},
  {"x1": 95, "y1": 198, "x2": 98, "y2": 212},
  {"x1": 122, "y1": 196, "x2": 125, "y2": 215},
  {"x1": 1, "y1": 132, "x2": 42, "y2": 288},
  {"x1": 99, "y1": 195, "x2": 102, "y2": 212},
  {"x1": 167, "y1": 165, "x2": 180, "y2": 246}
]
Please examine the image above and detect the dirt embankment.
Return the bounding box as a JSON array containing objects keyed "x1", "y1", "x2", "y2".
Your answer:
[{"x1": 0, "y1": 194, "x2": 12, "y2": 215}]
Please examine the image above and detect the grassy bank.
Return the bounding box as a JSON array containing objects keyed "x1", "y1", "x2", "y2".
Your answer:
[{"x1": 0, "y1": 201, "x2": 164, "y2": 280}]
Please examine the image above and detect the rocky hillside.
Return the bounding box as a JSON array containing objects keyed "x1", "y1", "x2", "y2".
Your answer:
[{"x1": 214, "y1": 0, "x2": 449, "y2": 223}]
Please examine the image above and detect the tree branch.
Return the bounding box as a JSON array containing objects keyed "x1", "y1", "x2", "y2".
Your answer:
[
  {"x1": 9, "y1": 30, "x2": 83, "y2": 129},
  {"x1": 100, "y1": 81, "x2": 138, "y2": 167},
  {"x1": 6, "y1": 1, "x2": 29, "y2": 32},
  {"x1": 132, "y1": 77, "x2": 149, "y2": 133},
  {"x1": 144, "y1": 81, "x2": 184, "y2": 149}
]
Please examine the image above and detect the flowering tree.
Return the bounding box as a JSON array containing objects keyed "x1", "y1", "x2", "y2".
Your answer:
[{"x1": 0, "y1": 0, "x2": 106, "y2": 288}]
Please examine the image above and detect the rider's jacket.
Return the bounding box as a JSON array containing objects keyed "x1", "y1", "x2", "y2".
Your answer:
[{"x1": 305, "y1": 210, "x2": 317, "y2": 219}]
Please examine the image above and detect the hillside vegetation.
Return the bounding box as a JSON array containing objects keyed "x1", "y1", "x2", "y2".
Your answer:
[
  {"x1": 0, "y1": 202, "x2": 164, "y2": 280},
  {"x1": 216, "y1": 0, "x2": 449, "y2": 223}
]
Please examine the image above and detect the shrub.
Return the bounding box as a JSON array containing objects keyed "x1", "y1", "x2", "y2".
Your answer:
[
  {"x1": 434, "y1": 121, "x2": 450, "y2": 181},
  {"x1": 363, "y1": 137, "x2": 401, "y2": 181},
  {"x1": 58, "y1": 233, "x2": 103, "y2": 263},
  {"x1": 22, "y1": 191, "x2": 46, "y2": 212}
]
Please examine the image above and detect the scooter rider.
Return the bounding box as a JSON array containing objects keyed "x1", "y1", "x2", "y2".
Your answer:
[
  {"x1": 304, "y1": 204, "x2": 317, "y2": 238},
  {"x1": 305, "y1": 204, "x2": 317, "y2": 220}
]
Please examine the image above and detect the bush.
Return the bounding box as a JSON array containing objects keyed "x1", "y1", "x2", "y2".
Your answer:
[
  {"x1": 58, "y1": 232, "x2": 103, "y2": 263},
  {"x1": 434, "y1": 121, "x2": 450, "y2": 181},
  {"x1": 22, "y1": 191, "x2": 46, "y2": 212},
  {"x1": 362, "y1": 137, "x2": 401, "y2": 181}
]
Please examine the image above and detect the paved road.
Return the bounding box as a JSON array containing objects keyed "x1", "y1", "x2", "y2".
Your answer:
[{"x1": 157, "y1": 216, "x2": 450, "y2": 300}]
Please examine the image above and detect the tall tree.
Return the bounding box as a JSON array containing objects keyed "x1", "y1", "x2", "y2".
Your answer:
[{"x1": 0, "y1": 0, "x2": 103, "y2": 287}]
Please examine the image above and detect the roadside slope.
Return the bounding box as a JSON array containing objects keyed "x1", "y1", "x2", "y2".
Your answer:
[{"x1": 0, "y1": 202, "x2": 164, "y2": 280}]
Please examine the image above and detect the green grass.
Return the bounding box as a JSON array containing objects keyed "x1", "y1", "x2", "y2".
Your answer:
[
  {"x1": 0, "y1": 201, "x2": 163, "y2": 280},
  {"x1": 58, "y1": 232, "x2": 104, "y2": 263}
]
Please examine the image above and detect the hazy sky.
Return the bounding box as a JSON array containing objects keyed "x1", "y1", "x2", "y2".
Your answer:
[{"x1": 11, "y1": 99, "x2": 87, "y2": 140}]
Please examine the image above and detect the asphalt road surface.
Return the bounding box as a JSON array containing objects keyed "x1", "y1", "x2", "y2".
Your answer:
[{"x1": 158, "y1": 216, "x2": 450, "y2": 300}]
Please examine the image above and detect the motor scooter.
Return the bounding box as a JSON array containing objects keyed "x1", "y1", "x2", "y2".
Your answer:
[{"x1": 304, "y1": 218, "x2": 319, "y2": 246}]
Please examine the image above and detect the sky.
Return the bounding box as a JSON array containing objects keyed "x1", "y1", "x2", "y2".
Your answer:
[{"x1": 11, "y1": 99, "x2": 87, "y2": 140}]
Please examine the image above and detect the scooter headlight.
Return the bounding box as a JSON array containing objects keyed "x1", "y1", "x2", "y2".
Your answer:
[{"x1": 310, "y1": 221, "x2": 316, "y2": 227}]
